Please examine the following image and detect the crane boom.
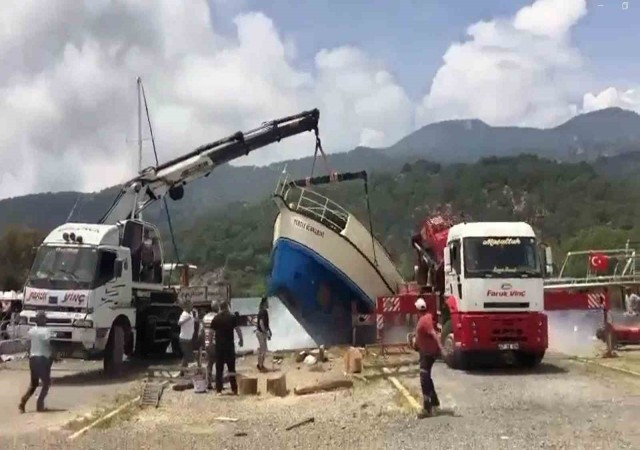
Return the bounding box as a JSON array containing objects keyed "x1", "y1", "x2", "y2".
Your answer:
[{"x1": 99, "y1": 108, "x2": 320, "y2": 224}]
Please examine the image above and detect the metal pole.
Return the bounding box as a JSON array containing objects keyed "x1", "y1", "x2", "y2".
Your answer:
[{"x1": 137, "y1": 77, "x2": 142, "y2": 175}]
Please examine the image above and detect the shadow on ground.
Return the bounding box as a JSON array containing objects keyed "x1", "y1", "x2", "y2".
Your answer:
[
  {"x1": 464, "y1": 362, "x2": 568, "y2": 377},
  {"x1": 53, "y1": 354, "x2": 180, "y2": 386}
]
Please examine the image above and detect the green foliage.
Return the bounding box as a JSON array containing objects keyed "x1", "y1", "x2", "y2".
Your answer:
[
  {"x1": 178, "y1": 154, "x2": 640, "y2": 295},
  {"x1": 0, "y1": 227, "x2": 46, "y2": 291}
]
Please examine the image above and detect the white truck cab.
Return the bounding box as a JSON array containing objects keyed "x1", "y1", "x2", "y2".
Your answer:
[
  {"x1": 19, "y1": 220, "x2": 180, "y2": 372},
  {"x1": 444, "y1": 222, "x2": 544, "y2": 312}
]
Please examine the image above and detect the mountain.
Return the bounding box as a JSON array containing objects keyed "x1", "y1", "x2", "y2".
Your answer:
[
  {"x1": 1, "y1": 107, "x2": 639, "y2": 236},
  {"x1": 389, "y1": 107, "x2": 640, "y2": 162},
  {"x1": 0, "y1": 146, "x2": 403, "y2": 235}
]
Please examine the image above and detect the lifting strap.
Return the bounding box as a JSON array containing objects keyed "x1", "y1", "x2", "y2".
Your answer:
[{"x1": 310, "y1": 127, "x2": 333, "y2": 179}]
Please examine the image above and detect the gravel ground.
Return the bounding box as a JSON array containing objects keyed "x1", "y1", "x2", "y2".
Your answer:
[{"x1": 4, "y1": 352, "x2": 640, "y2": 449}]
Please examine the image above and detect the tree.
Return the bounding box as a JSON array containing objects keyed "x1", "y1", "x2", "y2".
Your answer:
[{"x1": 0, "y1": 227, "x2": 45, "y2": 291}]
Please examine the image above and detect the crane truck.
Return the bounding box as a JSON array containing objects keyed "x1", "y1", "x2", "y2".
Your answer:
[
  {"x1": 18, "y1": 108, "x2": 321, "y2": 374},
  {"x1": 408, "y1": 214, "x2": 548, "y2": 369}
]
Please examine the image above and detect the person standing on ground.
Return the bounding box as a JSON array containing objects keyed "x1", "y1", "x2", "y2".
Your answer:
[
  {"x1": 414, "y1": 297, "x2": 444, "y2": 418},
  {"x1": 205, "y1": 301, "x2": 220, "y2": 389},
  {"x1": 19, "y1": 310, "x2": 54, "y2": 413},
  {"x1": 625, "y1": 287, "x2": 640, "y2": 316},
  {"x1": 256, "y1": 296, "x2": 272, "y2": 372},
  {"x1": 211, "y1": 301, "x2": 243, "y2": 394},
  {"x1": 178, "y1": 300, "x2": 196, "y2": 373}
]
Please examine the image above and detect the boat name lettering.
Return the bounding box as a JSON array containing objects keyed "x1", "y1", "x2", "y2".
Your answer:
[{"x1": 293, "y1": 219, "x2": 324, "y2": 237}]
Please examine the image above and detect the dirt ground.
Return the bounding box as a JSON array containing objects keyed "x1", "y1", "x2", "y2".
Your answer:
[
  {"x1": 0, "y1": 356, "x2": 141, "y2": 438},
  {"x1": 3, "y1": 348, "x2": 640, "y2": 449}
]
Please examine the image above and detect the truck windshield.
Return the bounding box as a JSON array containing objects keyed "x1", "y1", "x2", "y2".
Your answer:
[
  {"x1": 463, "y1": 237, "x2": 541, "y2": 278},
  {"x1": 27, "y1": 246, "x2": 98, "y2": 290}
]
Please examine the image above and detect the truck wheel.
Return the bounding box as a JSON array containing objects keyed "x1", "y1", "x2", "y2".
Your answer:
[
  {"x1": 441, "y1": 320, "x2": 460, "y2": 369},
  {"x1": 104, "y1": 325, "x2": 125, "y2": 376},
  {"x1": 517, "y1": 351, "x2": 545, "y2": 368}
]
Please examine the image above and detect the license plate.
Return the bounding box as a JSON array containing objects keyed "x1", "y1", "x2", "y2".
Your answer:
[{"x1": 498, "y1": 343, "x2": 519, "y2": 350}]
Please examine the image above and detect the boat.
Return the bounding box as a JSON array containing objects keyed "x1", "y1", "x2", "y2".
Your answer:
[{"x1": 267, "y1": 171, "x2": 405, "y2": 345}]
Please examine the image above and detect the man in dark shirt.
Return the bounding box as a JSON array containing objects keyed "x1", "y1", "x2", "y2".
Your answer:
[
  {"x1": 414, "y1": 297, "x2": 443, "y2": 418},
  {"x1": 210, "y1": 301, "x2": 243, "y2": 394}
]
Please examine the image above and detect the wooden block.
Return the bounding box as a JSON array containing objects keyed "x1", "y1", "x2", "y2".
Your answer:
[
  {"x1": 267, "y1": 374, "x2": 287, "y2": 397},
  {"x1": 294, "y1": 379, "x2": 353, "y2": 396},
  {"x1": 343, "y1": 347, "x2": 363, "y2": 374},
  {"x1": 238, "y1": 376, "x2": 258, "y2": 395}
]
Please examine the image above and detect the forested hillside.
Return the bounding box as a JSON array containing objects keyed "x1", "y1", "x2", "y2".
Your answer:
[{"x1": 177, "y1": 154, "x2": 640, "y2": 295}]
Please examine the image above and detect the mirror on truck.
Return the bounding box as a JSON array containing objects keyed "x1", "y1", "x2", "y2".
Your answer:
[
  {"x1": 114, "y1": 259, "x2": 124, "y2": 278},
  {"x1": 544, "y1": 246, "x2": 554, "y2": 277}
]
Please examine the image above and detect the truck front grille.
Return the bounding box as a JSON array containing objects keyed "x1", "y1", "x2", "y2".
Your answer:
[
  {"x1": 484, "y1": 302, "x2": 529, "y2": 309},
  {"x1": 29, "y1": 317, "x2": 72, "y2": 326}
]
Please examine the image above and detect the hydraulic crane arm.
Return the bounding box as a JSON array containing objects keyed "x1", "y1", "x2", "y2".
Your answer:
[{"x1": 99, "y1": 108, "x2": 320, "y2": 224}]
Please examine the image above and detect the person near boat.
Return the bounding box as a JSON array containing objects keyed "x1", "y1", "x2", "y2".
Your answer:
[
  {"x1": 256, "y1": 297, "x2": 272, "y2": 372},
  {"x1": 210, "y1": 301, "x2": 243, "y2": 394}
]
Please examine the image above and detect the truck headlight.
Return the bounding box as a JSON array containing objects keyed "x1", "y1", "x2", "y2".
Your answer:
[{"x1": 72, "y1": 319, "x2": 94, "y2": 328}]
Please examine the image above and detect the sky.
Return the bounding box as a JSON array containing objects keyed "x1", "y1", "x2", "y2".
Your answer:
[{"x1": 0, "y1": 0, "x2": 639, "y2": 200}]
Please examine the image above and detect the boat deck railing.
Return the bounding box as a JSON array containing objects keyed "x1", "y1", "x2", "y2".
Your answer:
[{"x1": 274, "y1": 171, "x2": 351, "y2": 233}]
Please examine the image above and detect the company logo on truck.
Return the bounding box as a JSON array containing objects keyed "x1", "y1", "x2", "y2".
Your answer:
[
  {"x1": 482, "y1": 238, "x2": 521, "y2": 246},
  {"x1": 487, "y1": 286, "x2": 526, "y2": 297},
  {"x1": 62, "y1": 292, "x2": 87, "y2": 305},
  {"x1": 24, "y1": 289, "x2": 89, "y2": 306},
  {"x1": 25, "y1": 290, "x2": 48, "y2": 303}
]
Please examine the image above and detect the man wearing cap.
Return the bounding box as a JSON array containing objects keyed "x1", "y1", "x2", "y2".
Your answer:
[
  {"x1": 413, "y1": 297, "x2": 444, "y2": 418},
  {"x1": 19, "y1": 310, "x2": 54, "y2": 413}
]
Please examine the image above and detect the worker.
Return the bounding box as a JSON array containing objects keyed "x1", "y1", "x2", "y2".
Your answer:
[
  {"x1": 211, "y1": 301, "x2": 243, "y2": 394},
  {"x1": 178, "y1": 299, "x2": 196, "y2": 374},
  {"x1": 139, "y1": 230, "x2": 154, "y2": 282},
  {"x1": 625, "y1": 287, "x2": 640, "y2": 316},
  {"x1": 256, "y1": 296, "x2": 272, "y2": 372},
  {"x1": 151, "y1": 237, "x2": 162, "y2": 283},
  {"x1": 205, "y1": 301, "x2": 220, "y2": 390},
  {"x1": 19, "y1": 310, "x2": 54, "y2": 413},
  {"x1": 414, "y1": 297, "x2": 444, "y2": 418}
]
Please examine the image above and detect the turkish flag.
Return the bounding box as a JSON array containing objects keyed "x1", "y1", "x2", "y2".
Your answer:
[{"x1": 589, "y1": 253, "x2": 610, "y2": 273}]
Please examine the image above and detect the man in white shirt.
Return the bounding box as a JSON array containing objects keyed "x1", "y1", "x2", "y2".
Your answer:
[
  {"x1": 626, "y1": 287, "x2": 640, "y2": 316},
  {"x1": 178, "y1": 300, "x2": 196, "y2": 371},
  {"x1": 19, "y1": 310, "x2": 54, "y2": 413}
]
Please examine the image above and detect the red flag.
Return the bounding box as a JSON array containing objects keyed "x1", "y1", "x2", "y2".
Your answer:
[{"x1": 589, "y1": 253, "x2": 609, "y2": 273}]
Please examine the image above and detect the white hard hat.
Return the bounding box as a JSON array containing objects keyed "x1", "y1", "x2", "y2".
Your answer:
[{"x1": 415, "y1": 298, "x2": 427, "y2": 311}]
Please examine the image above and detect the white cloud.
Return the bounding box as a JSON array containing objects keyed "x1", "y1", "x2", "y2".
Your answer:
[
  {"x1": 582, "y1": 87, "x2": 640, "y2": 113},
  {"x1": 0, "y1": 1, "x2": 413, "y2": 199},
  {"x1": 417, "y1": 0, "x2": 588, "y2": 128},
  {"x1": 1, "y1": 0, "x2": 637, "y2": 201}
]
